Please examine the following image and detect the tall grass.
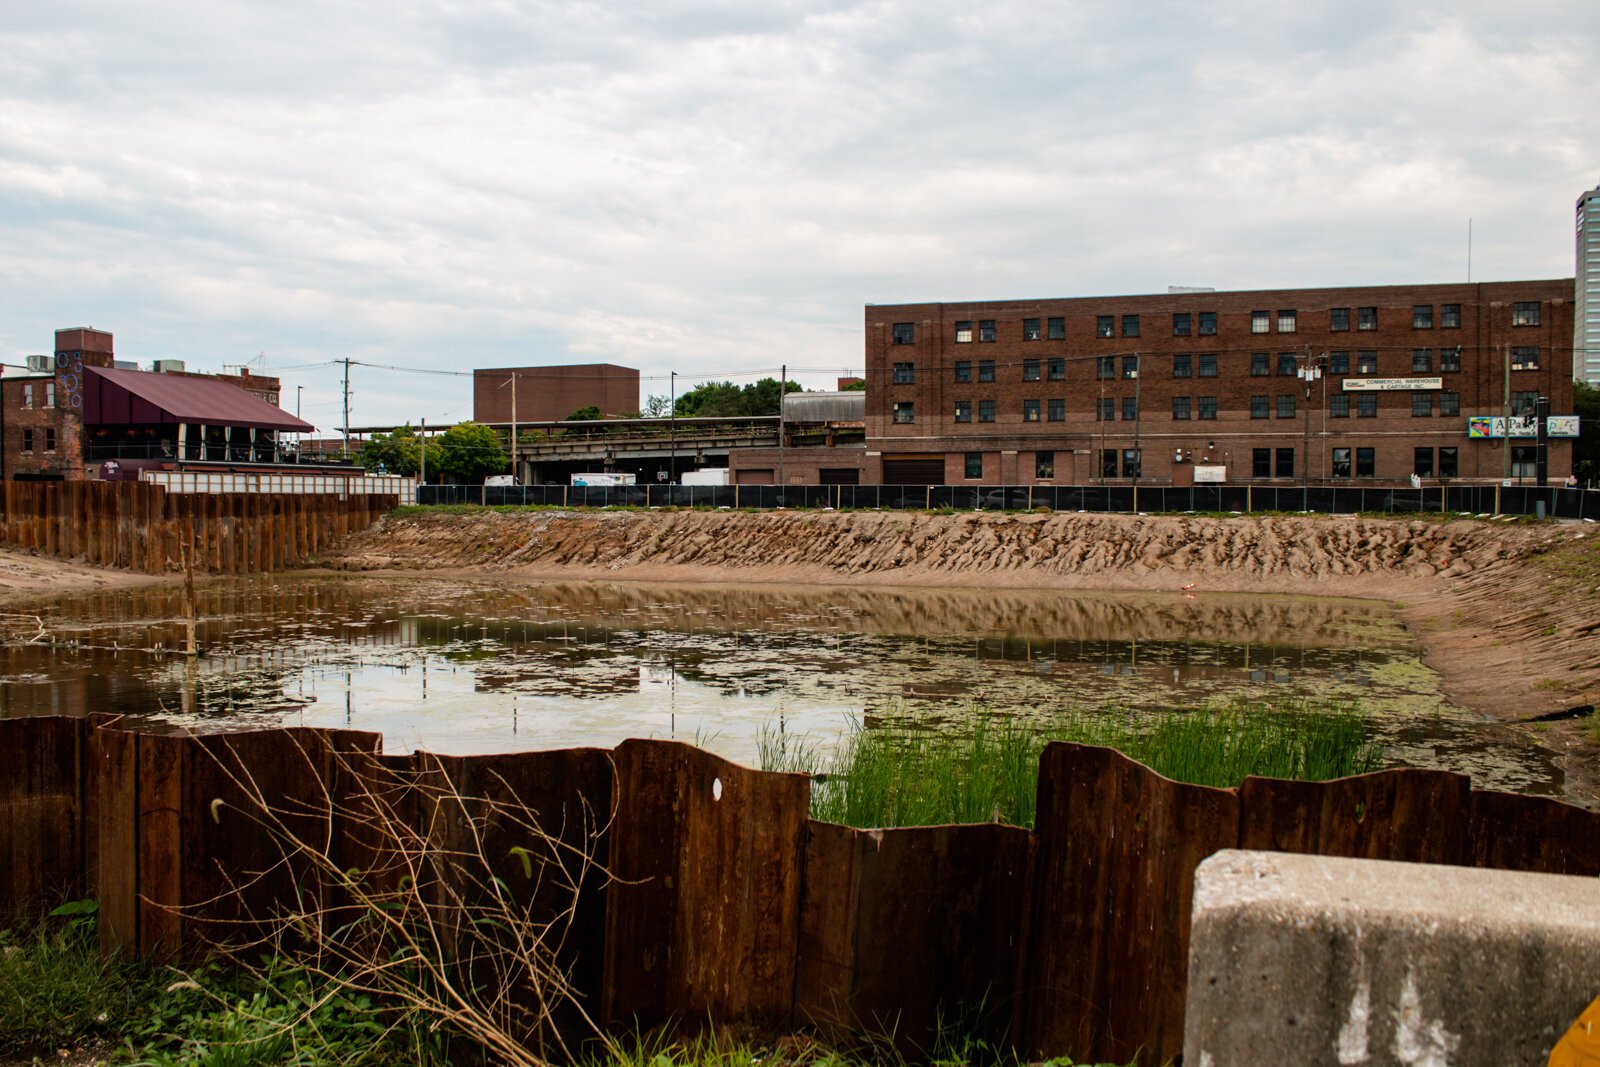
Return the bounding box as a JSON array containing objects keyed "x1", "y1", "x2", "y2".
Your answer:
[{"x1": 761, "y1": 699, "x2": 1385, "y2": 829}]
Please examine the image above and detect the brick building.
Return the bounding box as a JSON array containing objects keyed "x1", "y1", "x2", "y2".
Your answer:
[
  {"x1": 863, "y1": 281, "x2": 1576, "y2": 486},
  {"x1": 2, "y1": 327, "x2": 312, "y2": 481},
  {"x1": 474, "y1": 364, "x2": 640, "y2": 425}
]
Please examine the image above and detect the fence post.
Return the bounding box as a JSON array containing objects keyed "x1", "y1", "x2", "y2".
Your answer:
[{"x1": 1494, "y1": 483, "x2": 1501, "y2": 516}]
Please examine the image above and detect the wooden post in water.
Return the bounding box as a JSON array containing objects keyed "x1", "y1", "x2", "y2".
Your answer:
[{"x1": 182, "y1": 515, "x2": 198, "y2": 657}]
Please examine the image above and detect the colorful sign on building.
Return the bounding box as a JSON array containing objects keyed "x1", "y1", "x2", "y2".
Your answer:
[{"x1": 1467, "y1": 416, "x2": 1580, "y2": 439}]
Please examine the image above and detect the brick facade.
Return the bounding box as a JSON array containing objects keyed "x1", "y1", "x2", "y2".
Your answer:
[
  {"x1": 864, "y1": 281, "x2": 1576, "y2": 485},
  {"x1": 474, "y1": 365, "x2": 641, "y2": 425}
]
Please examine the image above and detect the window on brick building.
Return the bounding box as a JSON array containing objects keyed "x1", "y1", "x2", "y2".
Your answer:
[
  {"x1": 1251, "y1": 310, "x2": 1270, "y2": 334},
  {"x1": 1439, "y1": 447, "x2": 1458, "y2": 477},
  {"x1": 1357, "y1": 307, "x2": 1377, "y2": 330},
  {"x1": 1253, "y1": 448, "x2": 1272, "y2": 479},
  {"x1": 1413, "y1": 305, "x2": 1433, "y2": 329},
  {"x1": 965, "y1": 452, "x2": 983, "y2": 479},
  {"x1": 45, "y1": 382, "x2": 54, "y2": 406},
  {"x1": 22, "y1": 383, "x2": 33, "y2": 408},
  {"x1": 1198, "y1": 396, "x2": 1217, "y2": 419},
  {"x1": 1512, "y1": 302, "x2": 1541, "y2": 326},
  {"x1": 1122, "y1": 315, "x2": 1140, "y2": 337},
  {"x1": 44, "y1": 428, "x2": 55, "y2": 452},
  {"x1": 1357, "y1": 351, "x2": 1377, "y2": 374},
  {"x1": 978, "y1": 399, "x2": 996, "y2": 422},
  {"x1": 892, "y1": 362, "x2": 915, "y2": 384},
  {"x1": 1173, "y1": 354, "x2": 1192, "y2": 378},
  {"x1": 1251, "y1": 395, "x2": 1270, "y2": 419},
  {"x1": 1097, "y1": 397, "x2": 1115, "y2": 421},
  {"x1": 1277, "y1": 353, "x2": 1297, "y2": 376},
  {"x1": 1198, "y1": 311, "x2": 1218, "y2": 335},
  {"x1": 1439, "y1": 392, "x2": 1459, "y2": 417},
  {"x1": 892, "y1": 401, "x2": 915, "y2": 423},
  {"x1": 892, "y1": 323, "x2": 915, "y2": 344},
  {"x1": 1331, "y1": 307, "x2": 1350, "y2": 331},
  {"x1": 955, "y1": 361, "x2": 972, "y2": 383},
  {"x1": 1198, "y1": 354, "x2": 1217, "y2": 378},
  {"x1": 979, "y1": 360, "x2": 995, "y2": 382},
  {"x1": 1357, "y1": 394, "x2": 1377, "y2": 417},
  {"x1": 1101, "y1": 449, "x2": 1118, "y2": 478},
  {"x1": 1048, "y1": 358, "x2": 1065, "y2": 380},
  {"x1": 1096, "y1": 356, "x2": 1115, "y2": 380},
  {"x1": 1036, "y1": 451, "x2": 1055, "y2": 479},
  {"x1": 1048, "y1": 398, "x2": 1065, "y2": 421},
  {"x1": 1122, "y1": 396, "x2": 1138, "y2": 421},
  {"x1": 1172, "y1": 396, "x2": 1191, "y2": 420},
  {"x1": 1276, "y1": 395, "x2": 1295, "y2": 418},
  {"x1": 1122, "y1": 449, "x2": 1141, "y2": 477},
  {"x1": 1412, "y1": 349, "x2": 1432, "y2": 373},
  {"x1": 1414, "y1": 448, "x2": 1434, "y2": 478},
  {"x1": 1356, "y1": 448, "x2": 1375, "y2": 477},
  {"x1": 955, "y1": 321, "x2": 972, "y2": 343},
  {"x1": 1096, "y1": 315, "x2": 1114, "y2": 338},
  {"x1": 1122, "y1": 355, "x2": 1139, "y2": 379},
  {"x1": 954, "y1": 400, "x2": 972, "y2": 423},
  {"x1": 1512, "y1": 446, "x2": 1537, "y2": 477},
  {"x1": 1441, "y1": 304, "x2": 1461, "y2": 328},
  {"x1": 1173, "y1": 312, "x2": 1191, "y2": 336},
  {"x1": 1278, "y1": 310, "x2": 1297, "y2": 333},
  {"x1": 1412, "y1": 393, "x2": 1432, "y2": 417},
  {"x1": 1330, "y1": 395, "x2": 1350, "y2": 418},
  {"x1": 1048, "y1": 316, "x2": 1065, "y2": 339},
  {"x1": 1251, "y1": 353, "x2": 1270, "y2": 377},
  {"x1": 1023, "y1": 318, "x2": 1041, "y2": 341},
  {"x1": 1512, "y1": 390, "x2": 1538, "y2": 417},
  {"x1": 1023, "y1": 359, "x2": 1041, "y2": 381},
  {"x1": 979, "y1": 320, "x2": 996, "y2": 342},
  {"x1": 1332, "y1": 448, "x2": 1352, "y2": 478},
  {"x1": 1511, "y1": 347, "x2": 1539, "y2": 370},
  {"x1": 1276, "y1": 448, "x2": 1295, "y2": 478},
  {"x1": 1023, "y1": 399, "x2": 1041, "y2": 422},
  {"x1": 21, "y1": 428, "x2": 33, "y2": 451},
  {"x1": 1440, "y1": 346, "x2": 1461, "y2": 372},
  {"x1": 1330, "y1": 351, "x2": 1349, "y2": 375}
]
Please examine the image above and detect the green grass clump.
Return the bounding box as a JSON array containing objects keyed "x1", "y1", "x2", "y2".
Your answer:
[{"x1": 763, "y1": 699, "x2": 1385, "y2": 829}]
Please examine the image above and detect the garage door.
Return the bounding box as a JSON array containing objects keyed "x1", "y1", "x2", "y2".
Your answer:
[
  {"x1": 819, "y1": 468, "x2": 860, "y2": 485},
  {"x1": 882, "y1": 457, "x2": 945, "y2": 484}
]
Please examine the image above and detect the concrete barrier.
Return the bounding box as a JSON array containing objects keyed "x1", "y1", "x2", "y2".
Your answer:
[{"x1": 1184, "y1": 850, "x2": 1600, "y2": 1066}]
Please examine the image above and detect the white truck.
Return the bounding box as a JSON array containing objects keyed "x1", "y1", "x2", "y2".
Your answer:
[
  {"x1": 570, "y1": 472, "x2": 637, "y2": 487},
  {"x1": 680, "y1": 468, "x2": 730, "y2": 486}
]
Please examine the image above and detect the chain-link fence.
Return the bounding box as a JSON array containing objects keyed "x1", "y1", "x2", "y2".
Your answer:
[{"x1": 416, "y1": 482, "x2": 1599, "y2": 519}]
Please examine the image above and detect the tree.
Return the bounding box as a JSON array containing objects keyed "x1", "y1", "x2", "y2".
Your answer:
[
  {"x1": 672, "y1": 378, "x2": 805, "y2": 418},
  {"x1": 564, "y1": 406, "x2": 602, "y2": 421},
  {"x1": 1574, "y1": 380, "x2": 1600, "y2": 484},
  {"x1": 434, "y1": 421, "x2": 506, "y2": 483},
  {"x1": 360, "y1": 425, "x2": 420, "y2": 477},
  {"x1": 839, "y1": 379, "x2": 866, "y2": 391},
  {"x1": 641, "y1": 394, "x2": 672, "y2": 417}
]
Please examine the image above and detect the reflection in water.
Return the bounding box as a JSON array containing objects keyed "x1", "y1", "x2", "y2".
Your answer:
[{"x1": 0, "y1": 576, "x2": 1560, "y2": 795}]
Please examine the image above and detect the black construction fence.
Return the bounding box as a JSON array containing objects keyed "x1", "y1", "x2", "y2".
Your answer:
[{"x1": 418, "y1": 481, "x2": 1600, "y2": 520}]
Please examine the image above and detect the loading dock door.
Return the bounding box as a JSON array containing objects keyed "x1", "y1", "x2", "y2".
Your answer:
[{"x1": 881, "y1": 457, "x2": 945, "y2": 484}]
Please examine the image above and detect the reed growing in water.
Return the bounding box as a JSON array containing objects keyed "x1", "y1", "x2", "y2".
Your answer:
[{"x1": 760, "y1": 698, "x2": 1385, "y2": 829}]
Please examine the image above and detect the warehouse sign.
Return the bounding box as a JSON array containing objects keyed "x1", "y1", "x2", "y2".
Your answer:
[
  {"x1": 1342, "y1": 377, "x2": 1442, "y2": 391},
  {"x1": 1467, "y1": 416, "x2": 1581, "y2": 439}
]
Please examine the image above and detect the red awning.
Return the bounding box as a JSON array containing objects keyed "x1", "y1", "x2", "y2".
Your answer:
[{"x1": 81, "y1": 366, "x2": 314, "y2": 432}]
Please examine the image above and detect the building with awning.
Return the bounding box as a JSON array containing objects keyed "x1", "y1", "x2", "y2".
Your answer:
[{"x1": 81, "y1": 364, "x2": 313, "y2": 465}]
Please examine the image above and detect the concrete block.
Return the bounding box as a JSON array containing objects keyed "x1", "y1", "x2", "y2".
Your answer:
[{"x1": 1184, "y1": 849, "x2": 1600, "y2": 1066}]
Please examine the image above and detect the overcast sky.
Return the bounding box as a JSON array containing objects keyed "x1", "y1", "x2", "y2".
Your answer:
[{"x1": 2, "y1": 0, "x2": 1598, "y2": 430}]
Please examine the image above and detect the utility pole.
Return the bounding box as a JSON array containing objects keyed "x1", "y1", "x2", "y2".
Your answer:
[
  {"x1": 669, "y1": 371, "x2": 677, "y2": 486},
  {"x1": 341, "y1": 357, "x2": 351, "y2": 455},
  {"x1": 1131, "y1": 354, "x2": 1140, "y2": 483},
  {"x1": 509, "y1": 371, "x2": 518, "y2": 485},
  {"x1": 1501, "y1": 343, "x2": 1510, "y2": 485},
  {"x1": 419, "y1": 417, "x2": 426, "y2": 489},
  {"x1": 778, "y1": 363, "x2": 787, "y2": 494},
  {"x1": 1298, "y1": 346, "x2": 1322, "y2": 482}
]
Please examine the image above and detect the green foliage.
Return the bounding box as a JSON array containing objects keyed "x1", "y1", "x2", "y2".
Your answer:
[
  {"x1": 433, "y1": 421, "x2": 506, "y2": 484},
  {"x1": 565, "y1": 406, "x2": 603, "y2": 421},
  {"x1": 0, "y1": 907, "x2": 162, "y2": 1058},
  {"x1": 673, "y1": 378, "x2": 803, "y2": 418},
  {"x1": 360, "y1": 425, "x2": 431, "y2": 477},
  {"x1": 763, "y1": 699, "x2": 1386, "y2": 829},
  {"x1": 1574, "y1": 380, "x2": 1599, "y2": 483},
  {"x1": 839, "y1": 379, "x2": 866, "y2": 391}
]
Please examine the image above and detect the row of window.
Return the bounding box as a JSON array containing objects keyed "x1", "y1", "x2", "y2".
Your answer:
[
  {"x1": 902, "y1": 388, "x2": 1493, "y2": 425},
  {"x1": 895, "y1": 346, "x2": 1508, "y2": 386},
  {"x1": 890, "y1": 302, "x2": 1543, "y2": 346},
  {"x1": 19, "y1": 382, "x2": 55, "y2": 408},
  {"x1": 960, "y1": 445, "x2": 1488, "y2": 481},
  {"x1": 19, "y1": 428, "x2": 56, "y2": 452}
]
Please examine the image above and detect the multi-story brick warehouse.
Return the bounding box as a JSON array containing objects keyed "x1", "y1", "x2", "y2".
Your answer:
[{"x1": 863, "y1": 281, "x2": 1576, "y2": 486}]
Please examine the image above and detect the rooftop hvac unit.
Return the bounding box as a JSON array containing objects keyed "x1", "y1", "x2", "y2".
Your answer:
[
  {"x1": 25, "y1": 354, "x2": 51, "y2": 373},
  {"x1": 154, "y1": 359, "x2": 186, "y2": 374}
]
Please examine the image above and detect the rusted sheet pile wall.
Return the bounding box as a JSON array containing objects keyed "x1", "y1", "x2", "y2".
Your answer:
[
  {"x1": 3, "y1": 718, "x2": 1599, "y2": 1066},
  {"x1": 0, "y1": 481, "x2": 395, "y2": 574}
]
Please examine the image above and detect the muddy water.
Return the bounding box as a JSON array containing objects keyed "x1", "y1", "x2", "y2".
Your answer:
[{"x1": 0, "y1": 575, "x2": 1561, "y2": 794}]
